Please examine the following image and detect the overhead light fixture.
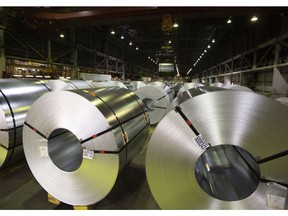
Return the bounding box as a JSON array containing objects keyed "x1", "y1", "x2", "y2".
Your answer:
[
  {"x1": 251, "y1": 16, "x2": 258, "y2": 22},
  {"x1": 136, "y1": 46, "x2": 139, "y2": 50},
  {"x1": 129, "y1": 41, "x2": 133, "y2": 46},
  {"x1": 202, "y1": 53, "x2": 204, "y2": 56},
  {"x1": 148, "y1": 56, "x2": 150, "y2": 59},
  {"x1": 168, "y1": 40, "x2": 172, "y2": 44},
  {"x1": 111, "y1": 29, "x2": 115, "y2": 35},
  {"x1": 173, "y1": 23, "x2": 179, "y2": 28},
  {"x1": 207, "y1": 45, "x2": 211, "y2": 48},
  {"x1": 227, "y1": 18, "x2": 232, "y2": 24},
  {"x1": 212, "y1": 39, "x2": 215, "y2": 43},
  {"x1": 186, "y1": 68, "x2": 192, "y2": 75},
  {"x1": 121, "y1": 35, "x2": 124, "y2": 39},
  {"x1": 204, "y1": 50, "x2": 207, "y2": 52},
  {"x1": 60, "y1": 32, "x2": 64, "y2": 38}
]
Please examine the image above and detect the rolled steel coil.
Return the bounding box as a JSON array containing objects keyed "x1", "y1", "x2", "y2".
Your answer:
[
  {"x1": 275, "y1": 97, "x2": 288, "y2": 108},
  {"x1": 123, "y1": 82, "x2": 136, "y2": 91},
  {"x1": 146, "y1": 91, "x2": 288, "y2": 209},
  {"x1": 223, "y1": 85, "x2": 254, "y2": 92},
  {"x1": 45, "y1": 79, "x2": 93, "y2": 91},
  {"x1": 90, "y1": 81, "x2": 115, "y2": 88},
  {"x1": 107, "y1": 81, "x2": 128, "y2": 89},
  {"x1": 23, "y1": 87, "x2": 150, "y2": 206},
  {"x1": 177, "y1": 83, "x2": 204, "y2": 96},
  {"x1": 168, "y1": 86, "x2": 227, "y2": 112},
  {"x1": 134, "y1": 85, "x2": 170, "y2": 125},
  {"x1": 0, "y1": 79, "x2": 51, "y2": 169},
  {"x1": 149, "y1": 81, "x2": 175, "y2": 102},
  {"x1": 210, "y1": 82, "x2": 224, "y2": 87},
  {"x1": 131, "y1": 81, "x2": 147, "y2": 90}
]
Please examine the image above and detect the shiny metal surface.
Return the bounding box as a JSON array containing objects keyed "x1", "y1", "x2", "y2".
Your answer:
[
  {"x1": 135, "y1": 85, "x2": 170, "y2": 125},
  {"x1": 91, "y1": 81, "x2": 115, "y2": 88},
  {"x1": 123, "y1": 82, "x2": 136, "y2": 91},
  {"x1": 131, "y1": 81, "x2": 147, "y2": 90},
  {"x1": 167, "y1": 86, "x2": 227, "y2": 112},
  {"x1": 23, "y1": 87, "x2": 149, "y2": 205},
  {"x1": 146, "y1": 91, "x2": 288, "y2": 209},
  {"x1": 149, "y1": 81, "x2": 175, "y2": 102},
  {"x1": 223, "y1": 85, "x2": 254, "y2": 92},
  {"x1": 275, "y1": 97, "x2": 288, "y2": 107},
  {"x1": 107, "y1": 81, "x2": 128, "y2": 89},
  {"x1": 45, "y1": 79, "x2": 93, "y2": 90},
  {"x1": 0, "y1": 79, "x2": 50, "y2": 168},
  {"x1": 177, "y1": 82, "x2": 204, "y2": 96},
  {"x1": 210, "y1": 82, "x2": 224, "y2": 87}
]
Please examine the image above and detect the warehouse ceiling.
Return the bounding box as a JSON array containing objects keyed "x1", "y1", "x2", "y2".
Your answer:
[{"x1": 2, "y1": 7, "x2": 288, "y2": 76}]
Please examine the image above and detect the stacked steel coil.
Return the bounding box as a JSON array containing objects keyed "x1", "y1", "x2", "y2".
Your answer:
[
  {"x1": 275, "y1": 97, "x2": 288, "y2": 107},
  {"x1": 23, "y1": 87, "x2": 150, "y2": 206},
  {"x1": 146, "y1": 91, "x2": 288, "y2": 209}
]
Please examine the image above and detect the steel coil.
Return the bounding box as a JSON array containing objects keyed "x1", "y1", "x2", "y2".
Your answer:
[
  {"x1": 275, "y1": 97, "x2": 288, "y2": 108},
  {"x1": 177, "y1": 83, "x2": 204, "y2": 96},
  {"x1": 107, "y1": 81, "x2": 128, "y2": 89},
  {"x1": 45, "y1": 79, "x2": 93, "y2": 91},
  {"x1": 90, "y1": 81, "x2": 115, "y2": 88},
  {"x1": 210, "y1": 82, "x2": 224, "y2": 87},
  {"x1": 131, "y1": 81, "x2": 147, "y2": 90},
  {"x1": 223, "y1": 85, "x2": 254, "y2": 92},
  {"x1": 149, "y1": 81, "x2": 175, "y2": 102},
  {"x1": 146, "y1": 91, "x2": 288, "y2": 209},
  {"x1": 23, "y1": 87, "x2": 150, "y2": 206},
  {"x1": 134, "y1": 85, "x2": 170, "y2": 125},
  {"x1": 168, "y1": 86, "x2": 227, "y2": 112},
  {"x1": 0, "y1": 79, "x2": 51, "y2": 169}
]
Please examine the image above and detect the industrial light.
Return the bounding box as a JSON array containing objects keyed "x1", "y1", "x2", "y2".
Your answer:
[
  {"x1": 186, "y1": 68, "x2": 192, "y2": 75},
  {"x1": 121, "y1": 35, "x2": 124, "y2": 39},
  {"x1": 227, "y1": 19, "x2": 232, "y2": 24},
  {"x1": 173, "y1": 23, "x2": 179, "y2": 28},
  {"x1": 111, "y1": 29, "x2": 115, "y2": 34},
  {"x1": 168, "y1": 40, "x2": 172, "y2": 44},
  {"x1": 204, "y1": 50, "x2": 207, "y2": 52},
  {"x1": 129, "y1": 41, "x2": 133, "y2": 46},
  {"x1": 148, "y1": 56, "x2": 150, "y2": 59},
  {"x1": 60, "y1": 32, "x2": 64, "y2": 38},
  {"x1": 212, "y1": 39, "x2": 215, "y2": 43},
  {"x1": 251, "y1": 16, "x2": 258, "y2": 22},
  {"x1": 202, "y1": 53, "x2": 204, "y2": 56},
  {"x1": 207, "y1": 45, "x2": 211, "y2": 48},
  {"x1": 136, "y1": 46, "x2": 139, "y2": 50}
]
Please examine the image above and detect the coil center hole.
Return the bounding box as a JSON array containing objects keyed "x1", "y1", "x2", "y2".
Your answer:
[
  {"x1": 143, "y1": 98, "x2": 155, "y2": 112},
  {"x1": 48, "y1": 128, "x2": 83, "y2": 172},
  {"x1": 195, "y1": 144, "x2": 260, "y2": 201}
]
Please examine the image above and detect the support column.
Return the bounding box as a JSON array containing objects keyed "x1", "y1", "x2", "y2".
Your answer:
[
  {"x1": 0, "y1": 29, "x2": 5, "y2": 78},
  {"x1": 71, "y1": 29, "x2": 78, "y2": 79},
  {"x1": 272, "y1": 43, "x2": 288, "y2": 96}
]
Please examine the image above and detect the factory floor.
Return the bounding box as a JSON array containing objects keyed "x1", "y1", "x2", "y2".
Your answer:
[{"x1": 0, "y1": 127, "x2": 160, "y2": 210}]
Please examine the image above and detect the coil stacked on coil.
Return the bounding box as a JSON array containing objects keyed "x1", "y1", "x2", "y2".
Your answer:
[
  {"x1": 23, "y1": 87, "x2": 150, "y2": 206},
  {"x1": 146, "y1": 91, "x2": 288, "y2": 209},
  {"x1": 0, "y1": 79, "x2": 51, "y2": 169},
  {"x1": 149, "y1": 81, "x2": 175, "y2": 102}
]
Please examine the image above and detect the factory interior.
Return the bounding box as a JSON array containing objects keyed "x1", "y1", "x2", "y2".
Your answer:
[{"x1": 0, "y1": 5, "x2": 288, "y2": 211}]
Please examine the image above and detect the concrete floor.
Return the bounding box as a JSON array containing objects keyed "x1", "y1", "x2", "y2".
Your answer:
[{"x1": 0, "y1": 142, "x2": 160, "y2": 210}]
